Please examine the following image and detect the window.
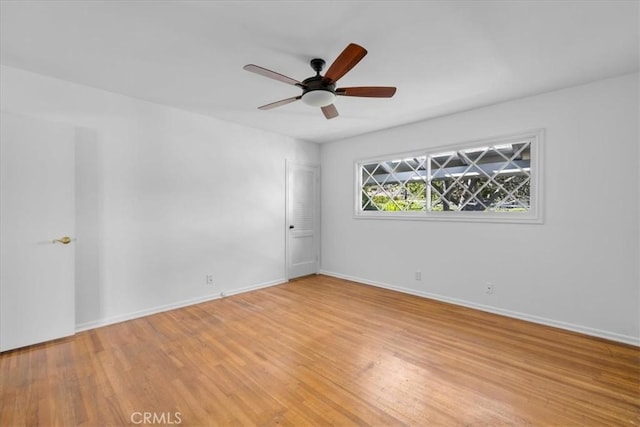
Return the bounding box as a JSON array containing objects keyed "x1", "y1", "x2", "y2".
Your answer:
[{"x1": 355, "y1": 129, "x2": 543, "y2": 223}]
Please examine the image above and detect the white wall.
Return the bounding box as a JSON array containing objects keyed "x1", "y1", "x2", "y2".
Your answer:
[
  {"x1": 1, "y1": 65, "x2": 319, "y2": 330},
  {"x1": 321, "y1": 73, "x2": 639, "y2": 345}
]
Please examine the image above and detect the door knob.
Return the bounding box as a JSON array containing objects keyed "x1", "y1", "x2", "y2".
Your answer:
[
  {"x1": 52, "y1": 236, "x2": 74, "y2": 244},
  {"x1": 289, "y1": 225, "x2": 295, "y2": 229}
]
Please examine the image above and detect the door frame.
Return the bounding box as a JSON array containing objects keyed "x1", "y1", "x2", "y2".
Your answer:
[{"x1": 285, "y1": 159, "x2": 320, "y2": 280}]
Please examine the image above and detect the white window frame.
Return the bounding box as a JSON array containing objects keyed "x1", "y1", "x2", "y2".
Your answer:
[{"x1": 354, "y1": 129, "x2": 544, "y2": 224}]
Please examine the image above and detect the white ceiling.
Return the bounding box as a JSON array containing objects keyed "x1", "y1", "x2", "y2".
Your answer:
[{"x1": 1, "y1": 1, "x2": 638, "y2": 143}]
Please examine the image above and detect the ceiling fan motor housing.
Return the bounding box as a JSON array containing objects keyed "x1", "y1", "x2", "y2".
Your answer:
[
  {"x1": 301, "y1": 76, "x2": 336, "y2": 107},
  {"x1": 301, "y1": 58, "x2": 336, "y2": 107}
]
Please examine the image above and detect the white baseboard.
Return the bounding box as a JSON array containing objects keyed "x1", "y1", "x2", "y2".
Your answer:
[
  {"x1": 319, "y1": 270, "x2": 640, "y2": 347},
  {"x1": 223, "y1": 278, "x2": 286, "y2": 297},
  {"x1": 75, "y1": 278, "x2": 286, "y2": 333}
]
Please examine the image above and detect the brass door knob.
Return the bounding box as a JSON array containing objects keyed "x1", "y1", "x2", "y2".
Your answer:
[{"x1": 52, "y1": 236, "x2": 73, "y2": 244}]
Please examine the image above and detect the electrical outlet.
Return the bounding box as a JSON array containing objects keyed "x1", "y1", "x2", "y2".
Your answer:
[
  {"x1": 485, "y1": 283, "x2": 493, "y2": 294},
  {"x1": 415, "y1": 271, "x2": 422, "y2": 281},
  {"x1": 206, "y1": 275, "x2": 214, "y2": 285}
]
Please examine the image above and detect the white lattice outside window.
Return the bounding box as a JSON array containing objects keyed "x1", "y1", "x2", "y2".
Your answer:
[{"x1": 355, "y1": 130, "x2": 544, "y2": 223}]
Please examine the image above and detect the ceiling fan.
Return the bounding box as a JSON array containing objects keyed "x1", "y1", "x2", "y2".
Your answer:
[{"x1": 243, "y1": 43, "x2": 397, "y2": 119}]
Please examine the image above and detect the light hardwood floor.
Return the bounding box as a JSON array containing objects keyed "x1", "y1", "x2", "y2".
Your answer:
[{"x1": 1, "y1": 274, "x2": 638, "y2": 426}]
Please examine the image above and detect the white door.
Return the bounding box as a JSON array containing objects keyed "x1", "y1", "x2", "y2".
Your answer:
[
  {"x1": 286, "y1": 161, "x2": 319, "y2": 279},
  {"x1": 1, "y1": 112, "x2": 76, "y2": 351}
]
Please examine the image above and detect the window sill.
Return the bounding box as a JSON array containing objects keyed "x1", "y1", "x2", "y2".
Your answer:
[{"x1": 354, "y1": 211, "x2": 544, "y2": 224}]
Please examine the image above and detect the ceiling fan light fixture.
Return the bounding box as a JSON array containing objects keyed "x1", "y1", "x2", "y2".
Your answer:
[
  {"x1": 244, "y1": 43, "x2": 395, "y2": 119},
  {"x1": 301, "y1": 89, "x2": 336, "y2": 107}
]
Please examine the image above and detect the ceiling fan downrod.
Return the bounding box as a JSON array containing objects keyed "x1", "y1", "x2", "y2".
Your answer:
[{"x1": 309, "y1": 58, "x2": 325, "y2": 75}]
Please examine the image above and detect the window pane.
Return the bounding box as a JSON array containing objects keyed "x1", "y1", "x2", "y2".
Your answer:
[
  {"x1": 360, "y1": 157, "x2": 427, "y2": 211},
  {"x1": 427, "y1": 142, "x2": 531, "y2": 212}
]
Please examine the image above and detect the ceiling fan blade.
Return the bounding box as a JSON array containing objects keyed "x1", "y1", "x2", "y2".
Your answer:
[
  {"x1": 321, "y1": 104, "x2": 339, "y2": 119},
  {"x1": 322, "y1": 43, "x2": 368, "y2": 85},
  {"x1": 258, "y1": 96, "x2": 301, "y2": 110},
  {"x1": 243, "y1": 64, "x2": 304, "y2": 87},
  {"x1": 336, "y1": 87, "x2": 397, "y2": 98}
]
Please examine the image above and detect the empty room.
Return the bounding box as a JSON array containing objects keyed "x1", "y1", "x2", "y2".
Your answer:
[{"x1": 1, "y1": 1, "x2": 638, "y2": 425}]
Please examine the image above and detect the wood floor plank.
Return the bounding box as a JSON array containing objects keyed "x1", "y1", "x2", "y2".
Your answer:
[{"x1": 1, "y1": 274, "x2": 638, "y2": 425}]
